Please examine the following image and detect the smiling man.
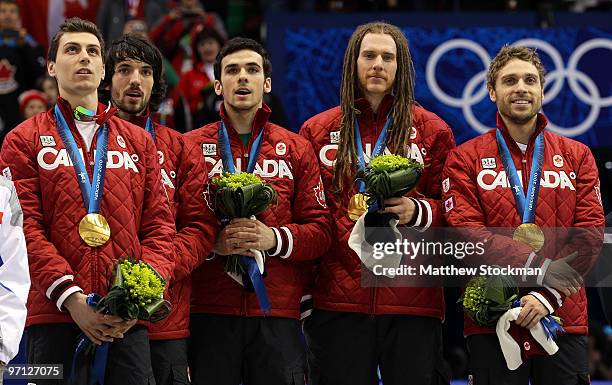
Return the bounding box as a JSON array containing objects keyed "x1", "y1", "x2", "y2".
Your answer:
[
  {"x1": 185, "y1": 37, "x2": 331, "y2": 385},
  {"x1": 443, "y1": 45, "x2": 604, "y2": 384},
  {"x1": 0, "y1": 18, "x2": 175, "y2": 385},
  {"x1": 299, "y1": 22, "x2": 455, "y2": 385},
  {"x1": 100, "y1": 34, "x2": 219, "y2": 385}
]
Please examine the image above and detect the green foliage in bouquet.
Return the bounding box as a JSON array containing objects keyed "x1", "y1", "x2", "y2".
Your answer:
[
  {"x1": 458, "y1": 273, "x2": 519, "y2": 327},
  {"x1": 212, "y1": 172, "x2": 277, "y2": 276},
  {"x1": 360, "y1": 154, "x2": 423, "y2": 204},
  {"x1": 97, "y1": 260, "x2": 171, "y2": 322}
]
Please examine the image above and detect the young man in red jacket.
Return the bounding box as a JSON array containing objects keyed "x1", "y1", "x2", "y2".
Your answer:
[
  {"x1": 442, "y1": 45, "x2": 604, "y2": 384},
  {"x1": 100, "y1": 34, "x2": 219, "y2": 385},
  {"x1": 300, "y1": 22, "x2": 455, "y2": 385},
  {"x1": 0, "y1": 18, "x2": 175, "y2": 385},
  {"x1": 185, "y1": 37, "x2": 331, "y2": 385}
]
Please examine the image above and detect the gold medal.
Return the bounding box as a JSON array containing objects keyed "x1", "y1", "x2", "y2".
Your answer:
[
  {"x1": 513, "y1": 223, "x2": 545, "y2": 252},
  {"x1": 348, "y1": 193, "x2": 368, "y2": 221},
  {"x1": 78, "y1": 213, "x2": 111, "y2": 247}
]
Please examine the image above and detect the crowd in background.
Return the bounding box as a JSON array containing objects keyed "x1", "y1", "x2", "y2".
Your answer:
[{"x1": 1, "y1": 0, "x2": 612, "y2": 380}]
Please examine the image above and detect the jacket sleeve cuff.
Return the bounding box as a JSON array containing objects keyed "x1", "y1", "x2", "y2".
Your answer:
[
  {"x1": 46, "y1": 275, "x2": 83, "y2": 311},
  {"x1": 528, "y1": 291, "x2": 554, "y2": 314},
  {"x1": 522, "y1": 252, "x2": 551, "y2": 285},
  {"x1": 300, "y1": 294, "x2": 313, "y2": 321},
  {"x1": 268, "y1": 226, "x2": 293, "y2": 259},
  {"x1": 531, "y1": 286, "x2": 563, "y2": 312},
  {"x1": 406, "y1": 198, "x2": 432, "y2": 232}
]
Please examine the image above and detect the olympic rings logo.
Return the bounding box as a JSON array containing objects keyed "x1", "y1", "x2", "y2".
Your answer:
[{"x1": 425, "y1": 38, "x2": 612, "y2": 136}]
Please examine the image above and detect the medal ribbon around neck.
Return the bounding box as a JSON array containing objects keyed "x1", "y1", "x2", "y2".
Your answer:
[
  {"x1": 496, "y1": 129, "x2": 544, "y2": 224},
  {"x1": 217, "y1": 119, "x2": 270, "y2": 314},
  {"x1": 354, "y1": 114, "x2": 392, "y2": 193},
  {"x1": 55, "y1": 105, "x2": 111, "y2": 247},
  {"x1": 497, "y1": 129, "x2": 546, "y2": 251},
  {"x1": 55, "y1": 104, "x2": 109, "y2": 216},
  {"x1": 218, "y1": 120, "x2": 265, "y2": 174},
  {"x1": 347, "y1": 114, "x2": 393, "y2": 219},
  {"x1": 145, "y1": 116, "x2": 156, "y2": 142}
]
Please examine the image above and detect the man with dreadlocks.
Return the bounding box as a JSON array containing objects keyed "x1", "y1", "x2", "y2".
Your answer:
[
  {"x1": 300, "y1": 22, "x2": 455, "y2": 384},
  {"x1": 99, "y1": 34, "x2": 219, "y2": 385}
]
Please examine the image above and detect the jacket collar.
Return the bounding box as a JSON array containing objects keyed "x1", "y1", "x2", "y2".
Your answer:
[
  {"x1": 219, "y1": 102, "x2": 272, "y2": 140},
  {"x1": 354, "y1": 93, "x2": 394, "y2": 124},
  {"x1": 55, "y1": 96, "x2": 117, "y2": 128},
  {"x1": 495, "y1": 112, "x2": 548, "y2": 153},
  {"x1": 126, "y1": 109, "x2": 151, "y2": 129}
]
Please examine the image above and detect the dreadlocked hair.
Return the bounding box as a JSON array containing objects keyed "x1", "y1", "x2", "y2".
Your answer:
[{"x1": 333, "y1": 22, "x2": 415, "y2": 195}]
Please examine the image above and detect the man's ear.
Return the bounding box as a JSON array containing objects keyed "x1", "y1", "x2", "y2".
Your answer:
[
  {"x1": 47, "y1": 61, "x2": 56, "y2": 77},
  {"x1": 488, "y1": 85, "x2": 496, "y2": 102},
  {"x1": 263, "y1": 77, "x2": 271, "y2": 94},
  {"x1": 214, "y1": 79, "x2": 223, "y2": 96}
]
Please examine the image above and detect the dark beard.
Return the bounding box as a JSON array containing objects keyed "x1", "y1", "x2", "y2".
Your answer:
[{"x1": 113, "y1": 98, "x2": 146, "y2": 116}]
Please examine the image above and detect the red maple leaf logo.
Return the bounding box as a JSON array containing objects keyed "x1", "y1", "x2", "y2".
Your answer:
[{"x1": 0, "y1": 59, "x2": 16, "y2": 81}]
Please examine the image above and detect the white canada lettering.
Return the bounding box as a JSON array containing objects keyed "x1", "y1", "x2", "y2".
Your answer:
[
  {"x1": 37, "y1": 148, "x2": 139, "y2": 172},
  {"x1": 205, "y1": 157, "x2": 294, "y2": 180},
  {"x1": 477, "y1": 170, "x2": 575, "y2": 191}
]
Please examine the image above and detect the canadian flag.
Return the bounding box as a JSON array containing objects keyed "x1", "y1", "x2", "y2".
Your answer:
[
  {"x1": 18, "y1": 0, "x2": 101, "y2": 51},
  {"x1": 444, "y1": 197, "x2": 454, "y2": 212}
]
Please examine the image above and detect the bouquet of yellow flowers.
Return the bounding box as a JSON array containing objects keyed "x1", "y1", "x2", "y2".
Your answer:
[
  {"x1": 211, "y1": 172, "x2": 277, "y2": 276},
  {"x1": 70, "y1": 259, "x2": 170, "y2": 384},
  {"x1": 361, "y1": 154, "x2": 423, "y2": 208},
  {"x1": 460, "y1": 274, "x2": 519, "y2": 327},
  {"x1": 96, "y1": 259, "x2": 171, "y2": 322},
  {"x1": 459, "y1": 270, "x2": 562, "y2": 329}
]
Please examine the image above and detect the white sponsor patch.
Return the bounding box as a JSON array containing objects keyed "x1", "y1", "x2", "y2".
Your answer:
[
  {"x1": 442, "y1": 177, "x2": 450, "y2": 193},
  {"x1": 2, "y1": 167, "x2": 12, "y2": 180},
  {"x1": 330, "y1": 131, "x2": 340, "y2": 144},
  {"x1": 444, "y1": 197, "x2": 454, "y2": 212},
  {"x1": 481, "y1": 157, "x2": 497, "y2": 169},
  {"x1": 276, "y1": 142, "x2": 287, "y2": 156},
  {"x1": 40, "y1": 135, "x2": 56, "y2": 147},
  {"x1": 117, "y1": 135, "x2": 126, "y2": 149},
  {"x1": 553, "y1": 154, "x2": 563, "y2": 168},
  {"x1": 409, "y1": 126, "x2": 417, "y2": 140},
  {"x1": 158, "y1": 150, "x2": 165, "y2": 165},
  {"x1": 202, "y1": 143, "x2": 216, "y2": 156}
]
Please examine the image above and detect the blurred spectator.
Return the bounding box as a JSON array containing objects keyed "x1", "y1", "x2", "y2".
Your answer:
[
  {"x1": 121, "y1": 20, "x2": 181, "y2": 88},
  {"x1": 35, "y1": 74, "x2": 58, "y2": 106},
  {"x1": 97, "y1": 0, "x2": 166, "y2": 44},
  {"x1": 16, "y1": 0, "x2": 100, "y2": 51},
  {"x1": 18, "y1": 89, "x2": 48, "y2": 119},
  {"x1": 150, "y1": 0, "x2": 227, "y2": 75},
  {"x1": 174, "y1": 27, "x2": 224, "y2": 125},
  {"x1": 0, "y1": 0, "x2": 45, "y2": 145}
]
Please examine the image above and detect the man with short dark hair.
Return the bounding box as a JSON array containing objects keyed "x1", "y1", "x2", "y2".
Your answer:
[
  {"x1": 0, "y1": 18, "x2": 175, "y2": 385},
  {"x1": 186, "y1": 37, "x2": 331, "y2": 385},
  {"x1": 100, "y1": 33, "x2": 219, "y2": 385},
  {"x1": 443, "y1": 45, "x2": 604, "y2": 385}
]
